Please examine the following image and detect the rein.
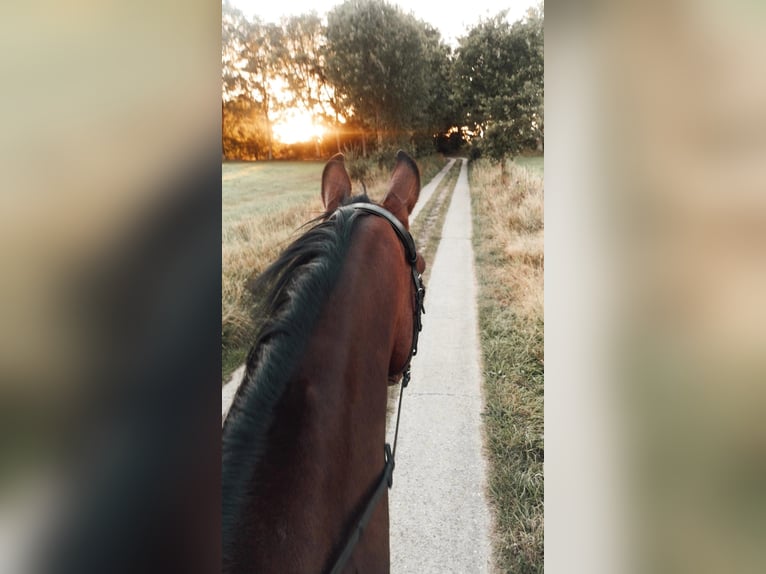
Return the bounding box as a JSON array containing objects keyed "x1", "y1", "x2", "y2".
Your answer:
[{"x1": 327, "y1": 203, "x2": 425, "y2": 574}]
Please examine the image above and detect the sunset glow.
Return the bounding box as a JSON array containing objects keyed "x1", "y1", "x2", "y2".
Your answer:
[{"x1": 272, "y1": 110, "x2": 325, "y2": 144}]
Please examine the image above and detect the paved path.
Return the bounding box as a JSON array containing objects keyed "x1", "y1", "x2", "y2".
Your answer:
[
  {"x1": 222, "y1": 158, "x2": 457, "y2": 421},
  {"x1": 409, "y1": 158, "x2": 455, "y2": 222},
  {"x1": 387, "y1": 158, "x2": 492, "y2": 572}
]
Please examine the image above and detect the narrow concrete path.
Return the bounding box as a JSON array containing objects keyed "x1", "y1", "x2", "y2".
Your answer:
[
  {"x1": 388, "y1": 159, "x2": 492, "y2": 573},
  {"x1": 409, "y1": 158, "x2": 455, "y2": 222},
  {"x1": 222, "y1": 364, "x2": 244, "y2": 421},
  {"x1": 222, "y1": 158, "x2": 457, "y2": 421}
]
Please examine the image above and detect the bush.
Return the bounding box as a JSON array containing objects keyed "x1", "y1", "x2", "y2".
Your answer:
[
  {"x1": 434, "y1": 130, "x2": 466, "y2": 154},
  {"x1": 347, "y1": 156, "x2": 374, "y2": 183},
  {"x1": 469, "y1": 141, "x2": 483, "y2": 161},
  {"x1": 372, "y1": 145, "x2": 398, "y2": 170}
]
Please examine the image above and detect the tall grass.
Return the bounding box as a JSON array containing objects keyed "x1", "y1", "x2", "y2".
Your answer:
[{"x1": 470, "y1": 158, "x2": 544, "y2": 573}]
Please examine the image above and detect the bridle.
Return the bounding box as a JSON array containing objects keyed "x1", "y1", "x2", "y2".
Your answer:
[{"x1": 326, "y1": 202, "x2": 425, "y2": 574}]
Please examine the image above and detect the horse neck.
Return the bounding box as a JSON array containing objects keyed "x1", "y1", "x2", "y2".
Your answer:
[{"x1": 241, "y1": 218, "x2": 404, "y2": 572}]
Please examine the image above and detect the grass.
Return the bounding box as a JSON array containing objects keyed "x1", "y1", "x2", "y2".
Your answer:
[
  {"x1": 511, "y1": 155, "x2": 544, "y2": 178},
  {"x1": 470, "y1": 157, "x2": 544, "y2": 573},
  {"x1": 222, "y1": 162, "x2": 327, "y2": 380},
  {"x1": 223, "y1": 161, "x2": 325, "y2": 222},
  {"x1": 221, "y1": 153, "x2": 543, "y2": 569},
  {"x1": 221, "y1": 155, "x2": 448, "y2": 382}
]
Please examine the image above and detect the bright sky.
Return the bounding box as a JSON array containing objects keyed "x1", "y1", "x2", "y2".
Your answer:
[{"x1": 229, "y1": 0, "x2": 541, "y2": 46}]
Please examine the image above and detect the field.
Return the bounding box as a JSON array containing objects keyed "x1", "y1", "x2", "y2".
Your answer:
[
  {"x1": 512, "y1": 155, "x2": 544, "y2": 177},
  {"x1": 470, "y1": 158, "x2": 544, "y2": 572},
  {"x1": 222, "y1": 162, "x2": 328, "y2": 377},
  {"x1": 223, "y1": 162, "x2": 326, "y2": 222},
  {"x1": 222, "y1": 156, "x2": 447, "y2": 381}
]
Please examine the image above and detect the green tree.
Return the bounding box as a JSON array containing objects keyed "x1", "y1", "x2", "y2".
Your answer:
[
  {"x1": 276, "y1": 13, "x2": 340, "y2": 155},
  {"x1": 222, "y1": 1, "x2": 250, "y2": 158},
  {"x1": 241, "y1": 18, "x2": 284, "y2": 160},
  {"x1": 324, "y1": 0, "x2": 447, "y2": 155},
  {"x1": 222, "y1": 3, "x2": 285, "y2": 160},
  {"x1": 454, "y1": 4, "x2": 544, "y2": 162},
  {"x1": 419, "y1": 25, "x2": 461, "y2": 153},
  {"x1": 222, "y1": 1, "x2": 247, "y2": 99},
  {"x1": 223, "y1": 96, "x2": 269, "y2": 159}
]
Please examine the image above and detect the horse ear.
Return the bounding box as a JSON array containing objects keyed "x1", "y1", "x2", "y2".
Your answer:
[
  {"x1": 321, "y1": 153, "x2": 351, "y2": 212},
  {"x1": 382, "y1": 150, "x2": 420, "y2": 227}
]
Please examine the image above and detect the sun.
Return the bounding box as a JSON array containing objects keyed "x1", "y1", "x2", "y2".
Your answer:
[{"x1": 273, "y1": 110, "x2": 325, "y2": 145}]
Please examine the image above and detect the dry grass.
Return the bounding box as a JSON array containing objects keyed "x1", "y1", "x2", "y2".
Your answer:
[
  {"x1": 470, "y1": 157, "x2": 544, "y2": 573},
  {"x1": 222, "y1": 203, "x2": 321, "y2": 342},
  {"x1": 472, "y1": 158, "x2": 544, "y2": 320},
  {"x1": 222, "y1": 201, "x2": 325, "y2": 377},
  {"x1": 345, "y1": 153, "x2": 447, "y2": 204}
]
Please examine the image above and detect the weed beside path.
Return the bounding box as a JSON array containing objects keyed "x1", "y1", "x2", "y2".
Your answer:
[{"x1": 470, "y1": 158, "x2": 544, "y2": 573}]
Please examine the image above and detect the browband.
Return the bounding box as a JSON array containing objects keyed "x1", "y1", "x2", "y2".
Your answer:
[{"x1": 345, "y1": 203, "x2": 418, "y2": 264}]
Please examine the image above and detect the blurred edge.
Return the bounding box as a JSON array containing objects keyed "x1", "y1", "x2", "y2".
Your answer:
[
  {"x1": 548, "y1": 1, "x2": 766, "y2": 573},
  {"x1": 0, "y1": 2, "x2": 222, "y2": 573},
  {"x1": 2, "y1": 0, "x2": 765, "y2": 573}
]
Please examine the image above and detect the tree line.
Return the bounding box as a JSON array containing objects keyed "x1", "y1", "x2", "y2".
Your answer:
[{"x1": 222, "y1": 0, "x2": 543, "y2": 162}]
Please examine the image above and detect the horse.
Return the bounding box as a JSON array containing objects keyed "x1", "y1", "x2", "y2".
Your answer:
[{"x1": 222, "y1": 151, "x2": 426, "y2": 573}]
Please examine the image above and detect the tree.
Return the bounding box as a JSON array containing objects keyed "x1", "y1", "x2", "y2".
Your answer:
[
  {"x1": 324, "y1": 0, "x2": 447, "y2": 155},
  {"x1": 453, "y1": 4, "x2": 544, "y2": 163},
  {"x1": 223, "y1": 96, "x2": 269, "y2": 159},
  {"x1": 222, "y1": 1, "x2": 248, "y2": 100},
  {"x1": 240, "y1": 19, "x2": 284, "y2": 160},
  {"x1": 222, "y1": 1, "x2": 249, "y2": 158},
  {"x1": 418, "y1": 25, "x2": 461, "y2": 153},
  {"x1": 276, "y1": 13, "x2": 339, "y2": 155},
  {"x1": 222, "y1": 3, "x2": 285, "y2": 160}
]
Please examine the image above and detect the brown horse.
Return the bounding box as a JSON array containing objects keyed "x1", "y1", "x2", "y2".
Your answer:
[{"x1": 222, "y1": 151, "x2": 426, "y2": 573}]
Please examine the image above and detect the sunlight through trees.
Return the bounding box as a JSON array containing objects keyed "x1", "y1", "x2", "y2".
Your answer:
[{"x1": 222, "y1": 0, "x2": 544, "y2": 161}]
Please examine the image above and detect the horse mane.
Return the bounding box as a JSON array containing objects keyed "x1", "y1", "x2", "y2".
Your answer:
[{"x1": 222, "y1": 193, "x2": 371, "y2": 561}]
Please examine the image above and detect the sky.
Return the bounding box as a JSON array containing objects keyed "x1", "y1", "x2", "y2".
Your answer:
[{"x1": 229, "y1": 0, "x2": 541, "y2": 46}]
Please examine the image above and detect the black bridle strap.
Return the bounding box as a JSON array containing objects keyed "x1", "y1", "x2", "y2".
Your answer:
[
  {"x1": 328, "y1": 382, "x2": 406, "y2": 574},
  {"x1": 349, "y1": 203, "x2": 418, "y2": 264},
  {"x1": 328, "y1": 444, "x2": 395, "y2": 574},
  {"x1": 346, "y1": 203, "x2": 425, "y2": 368},
  {"x1": 325, "y1": 203, "x2": 424, "y2": 574}
]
